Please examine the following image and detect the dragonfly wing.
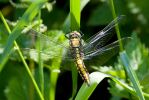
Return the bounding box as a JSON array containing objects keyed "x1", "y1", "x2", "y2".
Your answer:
[
  {"x1": 15, "y1": 30, "x2": 72, "y2": 61},
  {"x1": 84, "y1": 45, "x2": 119, "y2": 69},
  {"x1": 18, "y1": 29, "x2": 69, "y2": 48},
  {"x1": 83, "y1": 15, "x2": 125, "y2": 53},
  {"x1": 83, "y1": 37, "x2": 131, "y2": 61},
  {"x1": 19, "y1": 48, "x2": 72, "y2": 61}
]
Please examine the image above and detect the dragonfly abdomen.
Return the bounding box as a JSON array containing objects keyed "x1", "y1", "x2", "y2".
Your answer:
[
  {"x1": 69, "y1": 31, "x2": 90, "y2": 85},
  {"x1": 75, "y1": 54, "x2": 89, "y2": 84}
]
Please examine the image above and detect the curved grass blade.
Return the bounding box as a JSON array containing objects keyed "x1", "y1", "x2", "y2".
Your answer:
[
  {"x1": 69, "y1": 0, "x2": 81, "y2": 99},
  {"x1": 120, "y1": 51, "x2": 145, "y2": 100},
  {"x1": 75, "y1": 72, "x2": 149, "y2": 100},
  {"x1": 75, "y1": 72, "x2": 108, "y2": 100}
]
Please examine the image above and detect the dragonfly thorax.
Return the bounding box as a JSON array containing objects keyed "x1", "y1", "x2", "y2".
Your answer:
[{"x1": 69, "y1": 31, "x2": 82, "y2": 48}]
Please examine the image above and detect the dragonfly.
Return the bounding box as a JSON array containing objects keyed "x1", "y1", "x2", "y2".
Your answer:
[{"x1": 16, "y1": 15, "x2": 131, "y2": 85}]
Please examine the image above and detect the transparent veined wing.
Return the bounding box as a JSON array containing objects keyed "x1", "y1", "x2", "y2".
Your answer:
[
  {"x1": 14, "y1": 30, "x2": 73, "y2": 61},
  {"x1": 19, "y1": 29, "x2": 69, "y2": 48},
  {"x1": 83, "y1": 37, "x2": 131, "y2": 64},
  {"x1": 83, "y1": 15, "x2": 125, "y2": 54}
]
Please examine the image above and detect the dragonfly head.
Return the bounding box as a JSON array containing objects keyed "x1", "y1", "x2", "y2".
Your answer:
[{"x1": 66, "y1": 31, "x2": 82, "y2": 39}]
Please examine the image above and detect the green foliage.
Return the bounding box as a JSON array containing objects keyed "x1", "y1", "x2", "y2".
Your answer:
[
  {"x1": 74, "y1": 33, "x2": 149, "y2": 100},
  {"x1": 70, "y1": 0, "x2": 80, "y2": 30},
  {"x1": 0, "y1": 0, "x2": 47, "y2": 70},
  {"x1": 120, "y1": 51, "x2": 145, "y2": 100},
  {"x1": 84, "y1": 33, "x2": 149, "y2": 100},
  {"x1": 75, "y1": 72, "x2": 109, "y2": 100},
  {"x1": 0, "y1": 0, "x2": 149, "y2": 100},
  {"x1": 88, "y1": 2, "x2": 113, "y2": 26},
  {"x1": 0, "y1": 61, "x2": 51, "y2": 100},
  {"x1": 109, "y1": 33, "x2": 149, "y2": 99}
]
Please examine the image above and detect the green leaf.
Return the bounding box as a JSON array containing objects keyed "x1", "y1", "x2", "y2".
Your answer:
[
  {"x1": 2, "y1": 61, "x2": 51, "y2": 100},
  {"x1": 109, "y1": 33, "x2": 149, "y2": 99},
  {"x1": 5, "y1": 78, "x2": 29, "y2": 100},
  {"x1": 69, "y1": 0, "x2": 81, "y2": 99},
  {"x1": 88, "y1": 3, "x2": 113, "y2": 26},
  {"x1": 63, "y1": 0, "x2": 90, "y2": 32},
  {"x1": 75, "y1": 71, "x2": 149, "y2": 100},
  {"x1": 79, "y1": 33, "x2": 149, "y2": 100},
  {"x1": 120, "y1": 51, "x2": 145, "y2": 100},
  {"x1": 70, "y1": 0, "x2": 80, "y2": 30},
  {"x1": 75, "y1": 72, "x2": 108, "y2": 100},
  {"x1": 1, "y1": 62, "x2": 32, "y2": 100},
  {"x1": 125, "y1": 33, "x2": 149, "y2": 93}
]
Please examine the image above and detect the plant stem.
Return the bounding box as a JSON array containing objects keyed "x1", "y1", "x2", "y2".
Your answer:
[
  {"x1": 0, "y1": 11, "x2": 44, "y2": 100},
  {"x1": 37, "y1": 11, "x2": 44, "y2": 96},
  {"x1": 109, "y1": 0, "x2": 123, "y2": 51}
]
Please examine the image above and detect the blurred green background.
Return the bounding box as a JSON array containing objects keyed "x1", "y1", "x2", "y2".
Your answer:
[{"x1": 0, "y1": 0, "x2": 149, "y2": 100}]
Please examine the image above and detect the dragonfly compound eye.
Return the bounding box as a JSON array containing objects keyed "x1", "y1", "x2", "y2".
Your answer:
[{"x1": 70, "y1": 31, "x2": 81, "y2": 39}]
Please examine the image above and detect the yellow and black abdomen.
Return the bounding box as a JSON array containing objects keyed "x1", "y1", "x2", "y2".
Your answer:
[
  {"x1": 73, "y1": 48, "x2": 90, "y2": 85},
  {"x1": 69, "y1": 31, "x2": 90, "y2": 85}
]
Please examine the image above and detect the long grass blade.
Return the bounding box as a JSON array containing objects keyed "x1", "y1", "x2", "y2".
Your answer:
[
  {"x1": 120, "y1": 51, "x2": 145, "y2": 100},
  {"x1": 109, "y1": 0, "x2": 123, "y2": 51},
  {"x1": 63, "y1": 0, "x2": 90, "y2": 32},
  {"x1": 70, "y1": 0, "x2": 80, "y2": 30},
  {"x1": 69, "y1": 0, "x2": 81, "y2": 99}
]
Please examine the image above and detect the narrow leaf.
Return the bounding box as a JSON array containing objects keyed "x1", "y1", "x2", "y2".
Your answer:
[
  {"x1": 120, "y1": 51, "x2": 145, "y2": 100},
  {"x1": 70, "y1": 0, "x2": 80, "y2": 30}
]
